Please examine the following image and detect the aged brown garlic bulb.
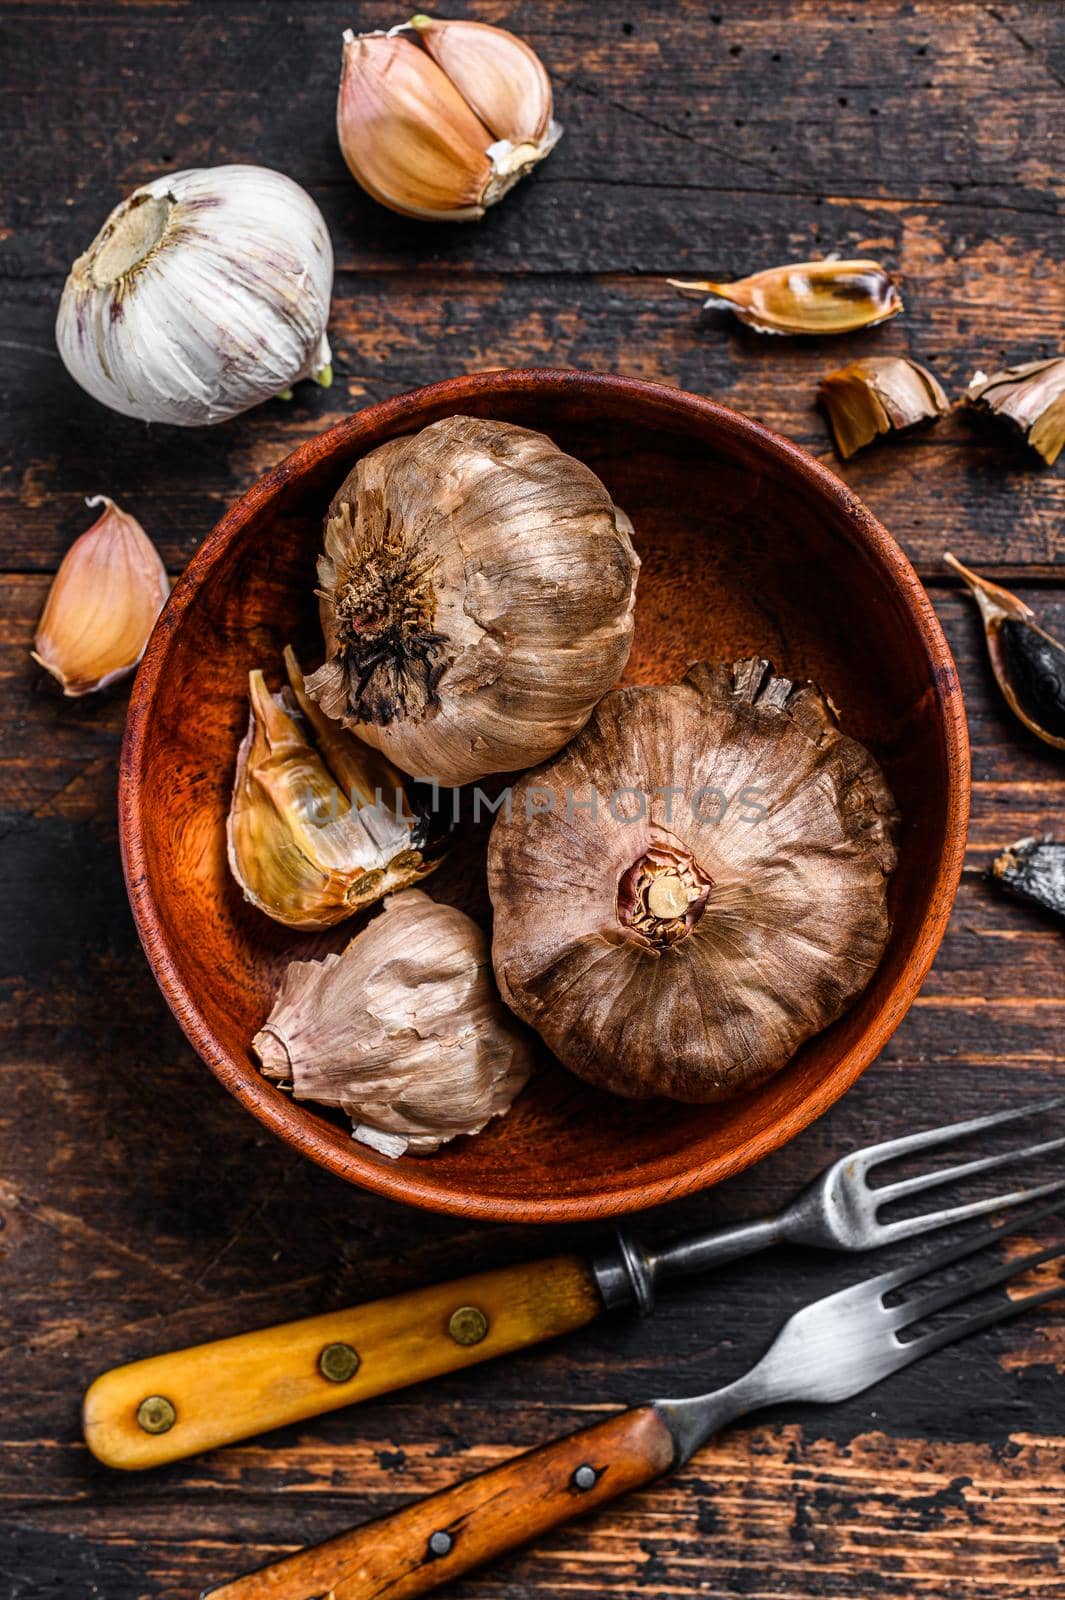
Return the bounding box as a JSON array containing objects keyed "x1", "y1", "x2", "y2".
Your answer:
[
  {"x1": 488, "y1": 659, "x2": 899, "y2": 1103},
  {"x1": 306, "y1": 416, "x2": 640, "y2": 787},
  {"x1": 254, "y1": 890, "x2": 533, "y2": 1156},
  {"x1": 227, "y1": 648, "x2": 440, "y2": 930}
]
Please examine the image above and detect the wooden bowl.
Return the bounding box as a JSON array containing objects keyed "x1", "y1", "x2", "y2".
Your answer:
[{"x1": 120, "y1": 370, "x2": 969, "y2": 1223}]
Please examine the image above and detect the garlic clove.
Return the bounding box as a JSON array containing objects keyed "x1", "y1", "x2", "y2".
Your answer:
[
  {"x1": 669, "y1": 260, "x2": 903, "y2": 335},
  {"x1": 944, "y1": 552, "x2": 1065, "y2": 751},
  {"x1": 988, "y1": 837, "x2": 1065, "y2": 925},
  {"x1": 254, "y1": 889, "x2": 533, "y2": 1156},
  {"x1": 227, "y1": 657, "x2": 441, "y2": 930},
  {"x1": 819, "y1": 356, "x2": 948, "y2": 459},
  {"x1": 32, "y1": 496, "x2": 169, "y2": 696},
  {"x1": 965, "y1": 358, "x2": 1065, "y2": 466},
  {"x1": 337, "y1": 29, "x2": 495, "y2": 221},
  {"x1": 409, "y1": 14, "x2": 558, "y2": 153}
]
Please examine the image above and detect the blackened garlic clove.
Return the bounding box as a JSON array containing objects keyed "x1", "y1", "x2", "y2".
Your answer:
[
  {"x1": 819, "y1": 356, "x2": 948, "y2": 459},
  {"x1": 966, "y1": 358, "x2": 1065, "y2": 466},
  {"x1": 988, "y1": 837, "x2": 1065, "y2": 925},
  {"x1": 254, "y1": 890, "x2": 533, "y2": 1155},
  {"x1": 669, "y1": 259, "x2": 903, "y2": 336},
  {"x1": 945, "y1": 553, "x2": 1065, "y2": 751}
]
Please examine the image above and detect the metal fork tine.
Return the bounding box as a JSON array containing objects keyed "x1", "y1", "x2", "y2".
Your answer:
[
  {"x1": 874, "y1": 1134, "x2": 1065, "y2": 1207},
  {"x1": 876, "y1": 1175, "x2": 1065, "y2": 1244},
  {"x1": 853, "y1": 1096, "x2": 1064, "y2": 1174},
  {"x1": 869, "y1": 1194, "x2": 1065, "y2": 1297},
  {"x1": 903, "y1": 1280, "x2": 1064, "y2": 1366},
  {"x1": 888, "y1": 1238, "x2": 1065, "y2": 1331}
]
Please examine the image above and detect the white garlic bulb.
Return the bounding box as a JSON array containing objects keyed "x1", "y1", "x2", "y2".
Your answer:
[
  {"x1": 56, "y1": 165, "x2": 334, "y2": 426},
  {"x1": 254, "y1": 890, "x2": 533, "y2": 1156}
]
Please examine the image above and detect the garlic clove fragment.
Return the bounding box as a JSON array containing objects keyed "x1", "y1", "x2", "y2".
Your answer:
[
  {"x1": 670, "y1": 260, "x2": 903, "y2": 336},
  {"x1": 965, "y1": 358, "x2": 1065, "y2": 466},
  {"x1": 336, "y1": 18, "x2": 560, "y2": 221},
  {"x1": 227, "y1": 649, "x2": 442, "y2": 930},
  {"x1": 488, "y1": 657, "x2": 899, "y2": 1104},
  {"x1": 32, "y1": 496, "x2": 169, "y2": 696},
  {"x1": 254, "y1": 890, "x2": 533, "y2": 1156},
  {"x1": 819, "y1": 356, "x2": 949, "y2": 459},
  {"x1": 944, "y1": 552, "x2": 1065, "y2": 751},
  {"x1": 306, "y1": 415, "x2": 639, "y2": 788}
]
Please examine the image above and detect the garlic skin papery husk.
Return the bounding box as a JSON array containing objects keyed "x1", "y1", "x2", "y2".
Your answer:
[
  {"x1": 336, "y1": 18, "x2": 561, "y2": 221},
  {"x1": 32, "y1": 496, "x2": 169, "y2": 696},
  {"x1": 669, "y1": 260, "x2": 903, "y2": 336},
  {"x1": 227, "y1": 648, "x2": 442, "y2": 931},
  {"x1": 819, "y1": 356, "x2": 949, "y2": 459},
  {"x1": 254, "y1": 890, "x2": 534, "y2": 1156},
  {"x1": 306, "y1": 415, "x2": 640, "y2": 787},
  {"x1": 56, "y1": 165, "x2": 333, "y2": 426},
  {"x1": 965, "y1": 358, "x2": 1065, "y2": 466},
  {"x1": 488, "y1": 658, "x2": 900, "y2": 1104}
]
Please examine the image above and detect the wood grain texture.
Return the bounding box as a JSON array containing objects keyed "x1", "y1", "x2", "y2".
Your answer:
[
  {"x1": 0, "y1": 1, "x2": 1062, "y2": 1597},
  {"x1": 203, "y1": 1406, "x2": 676, "y2": 1600},
  {"x1": 82, "y1": 1255, "x2": 601, "y2": 1470}
]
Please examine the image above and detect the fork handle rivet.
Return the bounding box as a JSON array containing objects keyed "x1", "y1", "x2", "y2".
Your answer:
[
  {"x1": 428, "y1": 1530, "x2": 453, "y2": 1558},
  {"x1": 573, "y1": 1464, "x2": 598, "y2": 1491}
]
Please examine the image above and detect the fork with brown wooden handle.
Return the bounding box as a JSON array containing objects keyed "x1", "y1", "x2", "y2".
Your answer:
[
  {"x1": 83, "y1": 1099, "x2": 1064, "y2": 1469},
  {"x1": 203, "y1": 1203, "x2": 1064, "y2": 1600}
]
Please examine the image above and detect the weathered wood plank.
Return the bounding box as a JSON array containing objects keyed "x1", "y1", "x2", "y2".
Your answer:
[{"x1": 1, "y1": 275, "x2": 1062, "y2": 574}]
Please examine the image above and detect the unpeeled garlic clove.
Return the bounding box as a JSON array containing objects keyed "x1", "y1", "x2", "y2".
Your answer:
[
  {"x1": 965, "y1": 358, "x2": 1065, "y2": 466},
  {"x1": 819, "y1": 356, "x2": 948, "y2": 459},
  {"x1": 669, "y1": 259, "x2": 903, "y2": 336},
  {"x1": 32, "y1": 496, "x2": 169, "y2": 696},
  {"x1": 944, "y1": 553, "x2": 1065, "y2": 751},
  {"x1": 336, "y1": 19, "x2": 560, "y2": 222},
  {"x1": 254, "y1": 889, "x2": 533, "y2": 1156},
  {"x1": 410, "y1": 14, "x2": 557, "y2": 149},
  {"x1": 227, "y1": 650, "x2": 441, "y2": 930}
]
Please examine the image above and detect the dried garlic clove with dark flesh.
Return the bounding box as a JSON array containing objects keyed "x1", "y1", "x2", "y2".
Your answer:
[
  {"x1": 945, "y1": 553, "x2": 1065, "y2": 751},
  {"x1": 988, "y1": 837, "x2": 1065, "y2": 926},
  {"x1": 669, "y1": 260, "x2": 903, "y2": 336},
  {"x1": 254, "y1": 890, "x2": 533, "y2": 1155},
  {"x1": 819, "y1": 357, "x2": 949, "y2": 459},
  {"x1": 966, "y1": 358, "x2": 1065, "y2": 466},
  {"x1": 226, "y1": 653, "x2": 441, "y2": 930},
  {"x1": 488, "y1": 658, "x2": 899, "y2": 1105}
]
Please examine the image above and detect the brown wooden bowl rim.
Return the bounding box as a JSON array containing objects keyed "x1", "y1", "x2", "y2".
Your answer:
[{"x1": 119, "y1": 367, "x2": 971, "y2": 1224}]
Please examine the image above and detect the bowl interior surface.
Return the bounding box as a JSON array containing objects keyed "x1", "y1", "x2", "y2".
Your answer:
[{"x1": 122, "y1": 371, "x2": 968, "y2": 1221}]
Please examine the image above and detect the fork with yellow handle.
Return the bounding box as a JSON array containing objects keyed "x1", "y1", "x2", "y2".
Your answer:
[{"x1": 83, "y1": 1099, "x2": 1063, "y2": 1469}]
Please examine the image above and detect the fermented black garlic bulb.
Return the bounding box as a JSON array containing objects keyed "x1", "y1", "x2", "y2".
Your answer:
[
  {"x1": 255, "y1": 890, "x2": 533, "y2": 1155},
  {"x1": 488, "y1": 658, "x2": 899, "y2": 1104},
  {"x1": 306, "y1": 416, "x2": 640, "y2": 786}
]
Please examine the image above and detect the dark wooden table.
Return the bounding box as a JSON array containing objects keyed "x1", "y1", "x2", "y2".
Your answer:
[{"x1": 2, "y1": 3, "x2": 1063, "y2": 1596}]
